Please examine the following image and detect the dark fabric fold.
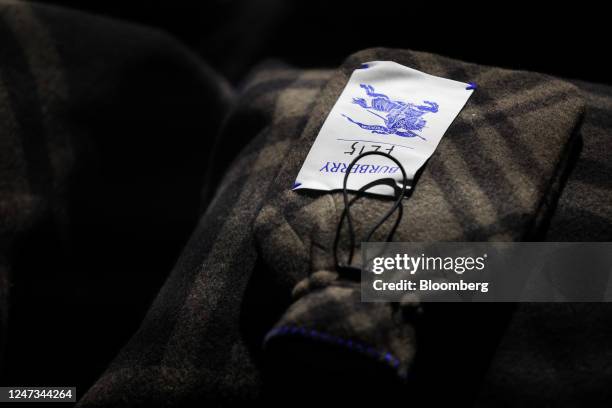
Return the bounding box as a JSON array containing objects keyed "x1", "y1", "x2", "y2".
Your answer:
[
  {"x1": 77, "y1": 66, "x2": 333, "y2": 407},
  {"x1": 473, "y1": 81, "x2": 612, "y2": 408},
  {"x1": 0, "y1": 0, "x2": 231, "y2": 395},
  {"x1": 0, "y1": 1, "x2": 611, "y2": 405}
]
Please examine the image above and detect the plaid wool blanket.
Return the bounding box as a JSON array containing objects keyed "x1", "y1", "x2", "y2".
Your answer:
[{"x1": 0, "y1": 1, "x2": 611, "y2": 406}]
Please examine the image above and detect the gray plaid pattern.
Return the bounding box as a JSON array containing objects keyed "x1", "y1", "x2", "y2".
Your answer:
[
  {"x1": 80, "y1": 51, "x2": 611, "y2": 406},
  {"x1": 2, "y1": 0, "x2": 609, "y2": 404},
  {"x1": 254, "y1": 48, "x2": 584, "y2": 381}
]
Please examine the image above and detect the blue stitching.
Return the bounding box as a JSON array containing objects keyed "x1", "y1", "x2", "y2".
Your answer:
[{"x1": 264, "y1": 325, "x2": 403, "y2": 373}]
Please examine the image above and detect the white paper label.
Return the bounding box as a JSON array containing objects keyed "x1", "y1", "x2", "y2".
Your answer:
[{"x1": 293, "y1": 60, "x2": 474, "y2": 196}]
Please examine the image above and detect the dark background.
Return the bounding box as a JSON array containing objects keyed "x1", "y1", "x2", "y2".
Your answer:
[
  {"x1": 4, "y1": 0, "x2": 609, "y2": 399},
  {"x1": 35, "y1": 0, "x2": 611, "y2": 84}
]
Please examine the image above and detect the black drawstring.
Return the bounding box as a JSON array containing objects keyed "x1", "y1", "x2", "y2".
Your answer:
[{"x1": 333, "y1": 151, "x2": 409, "y2": 274}]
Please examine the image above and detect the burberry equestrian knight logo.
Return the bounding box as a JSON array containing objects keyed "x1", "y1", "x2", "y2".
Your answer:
[
  {"x1": 342, "y1": 84, "x2": 439, "y2": 140},
  {"x1": 294, "y1": 61, "x2": 473, "y2": 195}
]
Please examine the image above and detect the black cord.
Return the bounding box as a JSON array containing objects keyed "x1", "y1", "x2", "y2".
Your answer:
[{"x1": 333, "y1": 151, "x2": 409, "y2": 273}]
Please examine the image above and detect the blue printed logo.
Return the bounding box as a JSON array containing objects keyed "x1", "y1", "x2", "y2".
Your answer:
[{"x1": 342, "y1": 84, "x2": 439, "y2": 140}]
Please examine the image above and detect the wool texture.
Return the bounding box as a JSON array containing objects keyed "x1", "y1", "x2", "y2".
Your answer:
[
  {"x1": 0, "y1": 2, "x2": 610, "y2": 403},
  {"x1": 79, "y1": 49, "x2": 608, "y2": 406}
]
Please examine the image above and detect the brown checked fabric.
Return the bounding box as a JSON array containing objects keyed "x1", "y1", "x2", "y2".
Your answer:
[
  {"x1": 473, "y1": 82, "x2": 612, "y2": 407},
  {"x1": 1, "y1": 1, "x2": 611, "y2": 405},
  {"x1": 548, "y1": 80, "x2": 612, "y2": 241},
  {"x1": 256, "y1": 48, "x2": 585, "y2": 386},
  {"x1": 0, "y1": 0, "x2": 231, "y2": 396},
  {"x1": 80, "y1": 50, "x2": 589, "y2": 406},
  {"x1": 78, "y1": 64, "x2": 333, "y2": 406}
]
